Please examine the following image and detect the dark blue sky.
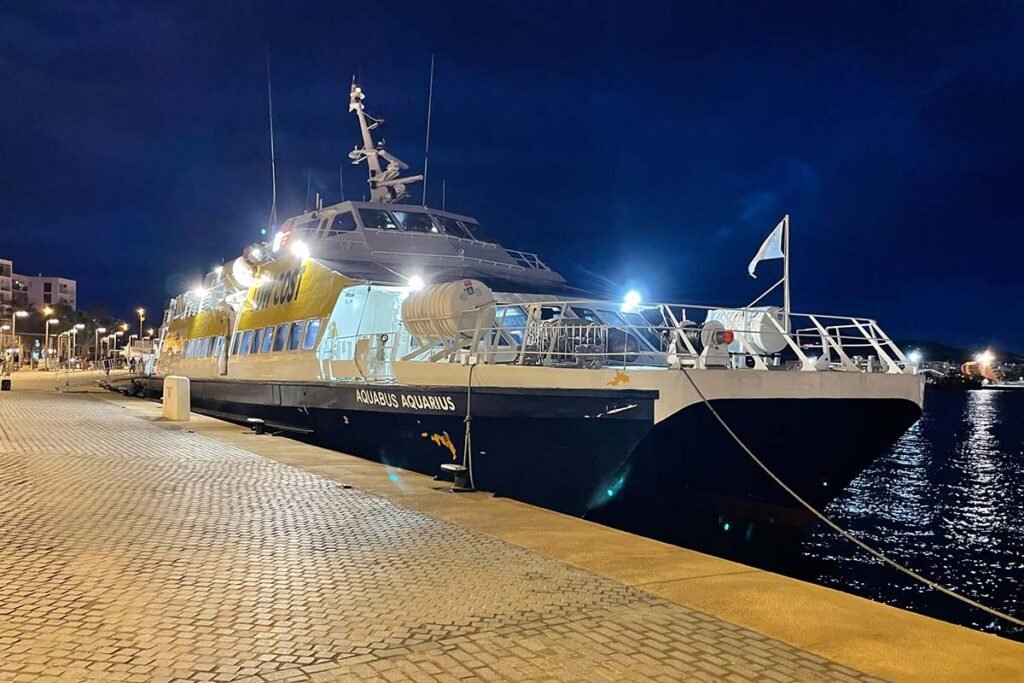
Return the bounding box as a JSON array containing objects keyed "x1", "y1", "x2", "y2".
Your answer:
[{"x1": 3, "y1": 1, "x2": 1022, "y2": 349}]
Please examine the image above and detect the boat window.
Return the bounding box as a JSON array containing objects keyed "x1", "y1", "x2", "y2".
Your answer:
[
  {"x1": 494, "y1": 305, "x2": 527, "y2": 345},
  {"x1": 393, "y1": 210, "x2": 437, "y2": 233},
  {"x1": 295, "y1": 219, "x2": 319, "y2": 235},
  {"x1": 273, "y1": 323, "x2": 288, "y2": 352},
  {"x1": 431, "y1": 214, "x2": 471, "y2": 238},
  {"x1": 570, "y1": 307, "x2": 602, "y2": 324},
  {"x1": 201, "y1": 337, "x2": 212, "y2": 357},
  {"x1": 302, "y1": 318, "x2": 321, "y2": 350},
  {"x1": 538, "y1": 306, "x2": 562, "y2": 321},
  {"x1": 460, "y1": 220, "x2": 495, "y2": 243},
  {"x1": 261, "y1": 326, "x2": 275, "y2": 353},
  {"x1": 330, "y1": 212, "x2": 357, "y2": 232},
  {"x1": 251, "y1": 328, "x2": 264, "y2": 354},
  {"x1": 595, "y1": 309, "x2": 660, "y2": 350},
  {"x1": 213, "y1": 335, "x2": 223, "y2": 358},
  {"x1": 288, "y1": 320, "x2": 305, "y2": 351},
  {"x1": 231, "y1": 333, "x2": 241, "y2": 356},
  {"x1": 184, "y1": 340, "x2": 193, "y2": 358},
  {"x1": 359, "y1": 209, "x2": 399, "y2": 231},
  {"x1": 240, "y1": 330, "x2": 253, "y2": 356}
]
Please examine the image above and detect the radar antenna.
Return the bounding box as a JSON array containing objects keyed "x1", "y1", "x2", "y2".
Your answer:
[{"x1": 348, "y1": 82, "x2": 423, "y2": 203}]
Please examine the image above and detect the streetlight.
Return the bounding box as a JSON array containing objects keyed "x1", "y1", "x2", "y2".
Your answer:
[
  {"x1": 71, "y1": 323, "x2": 85, "y2": 363},
  {"x1": 146, "y1": 328, "x2": 155, "y2": 338},
  {"x1": 44, "y1": 318, "x2": 59, "y2": 370},
  {"x1": 9, "y1": 311, "x2": 28, "y2": 367},
  {"x1": 95, "y1": 327, "x2": 107, "y2": 363},
  {"x1": 136, "y1": 308, "x2": 145, "y2": 338},
  {"x1": 42, "y1": 306, "x2": 53, "y2": 317}
]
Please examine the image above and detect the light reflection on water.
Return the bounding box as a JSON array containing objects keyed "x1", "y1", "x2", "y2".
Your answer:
[{"x1": 803, "y1": 390, "x2": 1024, "y2": 641}]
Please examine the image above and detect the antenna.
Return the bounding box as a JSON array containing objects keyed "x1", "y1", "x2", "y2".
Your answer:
[
  {"x1": 305, "y1": 174, "x2": 311, "y2": 211},
  {"x1": 339, "y1": 162, "x2": 345, "y2": 201},
  {"x1": 421, "y1": 54, "x2": 435, "y2": 206},
  {"x1": 265, "y1": 47, "x2": 278, "y2": 230},
  {"x1": 442, "y1": 179, "x2": 446, "y2": 211}
]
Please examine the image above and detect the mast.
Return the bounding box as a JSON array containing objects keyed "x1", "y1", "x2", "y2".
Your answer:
[
  {"x1": 266, "y1": 49, "x2": 278, "y2": 228},
  {"x1": 348, "y1": 82, "x2": 423, "y2": 203},
  {"x1": 783, "y1": 214, "x2": 791, "y2": 331}
]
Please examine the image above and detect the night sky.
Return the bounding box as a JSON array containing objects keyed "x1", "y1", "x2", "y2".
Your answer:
[{"x1": 3, "y1": 2, "x2": 1022, "y2": 349}]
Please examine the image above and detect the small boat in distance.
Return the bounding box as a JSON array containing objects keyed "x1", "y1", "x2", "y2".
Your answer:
[{"x1": 136, "y1": 81, "x2": 925, "y2": 539}]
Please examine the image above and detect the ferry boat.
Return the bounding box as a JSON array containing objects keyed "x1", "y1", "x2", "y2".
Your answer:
[{"x1": 136, "y1": 82, "x2": 924, "y2": 535}]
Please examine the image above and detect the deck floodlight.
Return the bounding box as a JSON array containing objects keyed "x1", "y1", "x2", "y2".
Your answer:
[
  {"x1": 622, "y1": 289, "x2": 642, "y2": 313},
  {"x1": 408, "y1": 275, "x2": 425, "y2": 291},
  {"x1": 290, "y1": 241, "x2": 311, "y2": 259}
]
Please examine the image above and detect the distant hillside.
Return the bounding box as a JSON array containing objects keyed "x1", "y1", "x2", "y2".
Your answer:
[{"x1": 895, "y1": 340, "x2": 1024, "y2": 364}]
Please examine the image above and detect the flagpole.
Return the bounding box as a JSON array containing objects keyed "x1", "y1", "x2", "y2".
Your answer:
[{"x1": 783, "y1": 214, "x2": 791, "y2": 331}]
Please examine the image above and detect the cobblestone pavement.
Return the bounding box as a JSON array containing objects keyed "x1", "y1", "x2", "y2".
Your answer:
[{"x1": 0, "y1": 392, "x2": 883, "y2": 682}]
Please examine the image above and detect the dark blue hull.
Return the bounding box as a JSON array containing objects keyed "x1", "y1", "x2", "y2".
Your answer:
[{"x1": 136, "y1": 378, "x2": 921, "y2": 534}]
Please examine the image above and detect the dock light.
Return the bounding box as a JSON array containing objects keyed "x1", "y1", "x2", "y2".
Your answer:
[
  {"x1": 908, "y1": 350, "x2": 922, "y2": 364},
  {"x1": 976, "y1": 350, "x2": 995, "y2": 365},
  {"x1": 47, "y1": 318, "x2": 59, "y2": 325},
  {"x1": 407, "y1": 275, "x2": 425, "y2": 291},
  {"x1": 74, "y1": 323, "x2": 85, "y2": 330},
  {"x1": 290, "y1": 240, "x2": 310, "y2": 259},
  {"x1": 0, "y1": 324, "x2": 9, "y2": 332},
  {"x1": 621, "y1": 290, "x2": 641, "y2": 312},
  {"x1": 42, "y1": 306, "x2": 54, "y2": 316},
  {"x1": 14, "y1": 311, "x2": 28, "y2": 318},
  {"x1": 147, "y1": 328, "x2": 154, "y2": 336}
]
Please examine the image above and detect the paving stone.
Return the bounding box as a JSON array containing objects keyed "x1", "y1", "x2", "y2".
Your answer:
[{"x1": 0, "y1": 392, "x2": 886, "y2": 682}]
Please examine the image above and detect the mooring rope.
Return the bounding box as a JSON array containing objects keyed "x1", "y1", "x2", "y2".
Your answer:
[{"x1": 677, "y1": 365, "x2": 1024, "y2": 629}]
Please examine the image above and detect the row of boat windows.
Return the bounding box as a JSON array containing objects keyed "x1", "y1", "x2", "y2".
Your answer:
[
  {"x1": 495, "y1": 305, "x2": 660, "y2": 350},
  {"x1": 294, "y1": 210, "x2": 493, "y2": 243},
  {"x1": 180, "y1": 318, "x2": 323, "y2": 360},
  {"x1": 231, "y1": 318, "x2": 323, "y2": 356}
]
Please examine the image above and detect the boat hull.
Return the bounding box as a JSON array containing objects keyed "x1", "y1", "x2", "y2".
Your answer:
[{"x1": 135, "y1": 377, "x2": 921, "y2": 532}]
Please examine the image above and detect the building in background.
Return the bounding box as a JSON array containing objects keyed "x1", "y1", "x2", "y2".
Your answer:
[
  {"x1": 0, "y1": 258, "x2": 11, "y2": 314},
  {"x1": 18, "y1": 274, "x2": 78, "y2": 310},
  {"x1": 0, "y1": 257, "x2": 77, "y2": 312}
]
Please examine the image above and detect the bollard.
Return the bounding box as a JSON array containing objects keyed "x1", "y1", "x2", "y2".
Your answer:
[
  {"x1": 440, "y1": 463, "x2": 473, "y2": 492},
  {"x1": 162, "y1": 376, "x2": 190, "y2": 421}
]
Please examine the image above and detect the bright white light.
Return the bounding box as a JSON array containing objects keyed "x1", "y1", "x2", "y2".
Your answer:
[
  {"x1": 408, "y1": 275, "x2": 425, "y2": 291},
  {"x1": 908, "y1": 350, "x2": 922, "y2": 364},
  {"x1": 621, "y1": 289, "x2": 642, "y2": 312},
  {"x1": 251, "y1": 247, "x2": 263, "y2": 260},
  {"x1": 74, "y1": 323, "x2": 85, "y2": 330},
  {"x1": 214, "y1": 266, "x2": 224, "y2": 276},
  {"x1": 976, "y1": 350, "x2": 995, "y2": 365},
  {"x1": 192, "y1": 286, "x2": 208, "y2": 298},
  {"x1": 272, "y1": 231, "x2": 284, "y2": 252},
  {"x1": 47, "y1": 318, "x2": 59, "y2": 324},
  {"x1": 290, "y1": 241, "x2": 311, "y2": 259}
]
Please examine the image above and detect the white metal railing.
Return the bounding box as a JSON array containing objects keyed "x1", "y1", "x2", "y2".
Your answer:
[{"x1": 395, "y1": 299, "x2": 916, "y2": 375}]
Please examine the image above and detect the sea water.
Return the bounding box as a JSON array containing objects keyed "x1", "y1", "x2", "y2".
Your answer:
[{"x1": 803, "y1": 389, "x2": 1024, "y2": 642}]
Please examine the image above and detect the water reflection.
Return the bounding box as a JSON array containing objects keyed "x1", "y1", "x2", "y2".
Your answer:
[{"x1": 803, "y1": 390, "x2": 1024, "y2": 641}]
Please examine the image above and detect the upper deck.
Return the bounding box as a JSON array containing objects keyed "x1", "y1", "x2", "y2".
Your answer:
[{"x1": 279, "y1": 201, "x2": 574, "y2": 294}]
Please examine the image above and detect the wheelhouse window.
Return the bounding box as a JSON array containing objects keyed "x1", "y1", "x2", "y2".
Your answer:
[
  {"x1": 288, "y1": 320, "x2": 305, "y2": 351},
  {"x1": 213, "y1": 336, "x2": 224, "y2": 358},
  {"x1": 240, "y1": 330, "x2": 253, "y2": 356},
  {"x1": 461, "y1": 220, "x2": 495, "y2": 243},
  {"x1": 302, "y1": 318, "x2": 322, "y2": 350},
  {"x1": 261, "y1": 326, "x2": 274, "y2": 353},
  {"x1": 431, "y1": 214, "x2": 472, "y2": 239},
  {"x1": 201, "y1": 337, "x2": 212, "y2": 357},
  {"x1": 231, "y1": 333, "x2": 241, "y2": 355},
  {"x1": 393, "y1": 210, "x2": 437, "y2": 233},
  {"x1": 359, "y1": 209, "x2": 399, "y2": 230},
  {"x1": 273, "y1": 323, "x2": 288, "y2": 352},
  {"x1": 294, "y1": 219, "x2": 319, "y2": 235},
  {"x1": 330, "y1": 212, "x2": 357, "y2": 232},
  {"x1": 251, "y1": 328, "x2": 264, "y2": 354}
]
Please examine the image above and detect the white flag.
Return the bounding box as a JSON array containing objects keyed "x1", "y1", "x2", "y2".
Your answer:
[{"x1": 747, "y1": 218, "x2": 785, "y2": 278}]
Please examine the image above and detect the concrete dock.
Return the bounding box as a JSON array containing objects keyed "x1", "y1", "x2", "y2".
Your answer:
[{"x1": 1, "y1": 372, "x2": 1022, "y2": 682}]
